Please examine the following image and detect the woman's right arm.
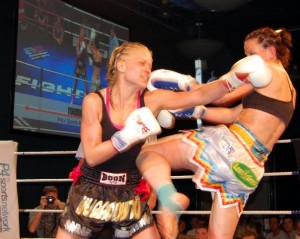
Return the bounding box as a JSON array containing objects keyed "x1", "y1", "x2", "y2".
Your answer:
[{"x1": 80, "y1": 93, "x2": 118, "y2": 167}]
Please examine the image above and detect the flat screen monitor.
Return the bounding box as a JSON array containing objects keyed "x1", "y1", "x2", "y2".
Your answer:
[{"x1": 13, "y1": 0, "x2": 129, "y2": 138}]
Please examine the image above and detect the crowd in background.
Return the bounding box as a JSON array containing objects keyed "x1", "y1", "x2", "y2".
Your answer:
[{"x1": 176, "y1": 215, "x2": 300, "y2": 239}]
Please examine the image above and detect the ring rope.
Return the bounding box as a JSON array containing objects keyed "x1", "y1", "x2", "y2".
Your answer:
[
  {"x1": 13, "y1": 138, "x2": 300, "y2": 156},
  {"x1": 17, "y1": 178, "x2": 73, "y2": 183},
  {"x1": 16, "y1": 171, "x2": 299, "y2": 183},
  {"x1": 151, "y1": 210, "x2": 300, "y2": 215},
  {"x1": 18, "y1": 208, "x2": 300, "y2": 215},
  {"x1": 19, "y1": 209, "x2": 63, "y2": 213},
  {"x1": 171, "y1": 171, "x2": 299, "y2": 180},
  {"x1": 15, "y1": 150, "x2": 77, "y2": 155},
  {"x1": 277, "y1": 139, "x2": 297, "y2": 143}
]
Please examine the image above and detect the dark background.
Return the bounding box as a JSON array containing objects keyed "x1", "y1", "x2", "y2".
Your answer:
[{"x1": 1, "y1": 0, "x2": 300, "y2": 237}]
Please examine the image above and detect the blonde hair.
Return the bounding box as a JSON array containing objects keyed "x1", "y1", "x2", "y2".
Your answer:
[{"x1": 106, "y1": 42, "x2": 152, "y2": 87}]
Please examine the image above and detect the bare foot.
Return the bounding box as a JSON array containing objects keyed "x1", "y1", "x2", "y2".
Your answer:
[{"x1": 156, "y1": 193, "x2": 189, "y2": 239}]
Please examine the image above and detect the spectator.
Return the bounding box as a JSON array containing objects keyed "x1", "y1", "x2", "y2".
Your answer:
[
  {"x1": 242, "y1": 230, "x2": 258, "y2": 239},
  {"x1": 295, "y1": 217, "x2": 300, "y2": 239},
  {"x1": 52, "y1": 16, "x2": 64, "y2": 45},
  {"x1": 265, "y1": 216, "x2": 288, "y2": 239},
  {"x1": 186, "y1": 216, "x2": 198, "y2": 236},
  {"x1": 71, "y1": 25, "x2": 89, "y2": 104},
  {"x1": 206, "y1": 71, "x2": 217, "y2": 83},
  {"x1": 108, "y1": 26, "x2": 119, "y2": 59},
  {"x1": 195, "y1": 221, "x2": 208, "y2": 239},
  {"x1": 186, "y1": 216, "x2": 208, "y2": 236},
  {"x1": 28, "y1": 185, "x2": 65, "y2": 238},
  {"x1": 245, "y1": 220, "x2": 265, "y2": 239},
  {"x1": 88, "y1": 31, "x2": 102, "y2": 91},
  {"x1": 283, "y1": 215, "x2": 296, "y2": 238},
  {"x1": 34, "y1": 0, "x2": 49, "y2": 27},
  {"x1": 177, "y1": 218, "x2": 187, "y2": 239},
  {"x1": 18, "y1": 0, "x2": 28, "y2": 30},
  {"x1": 234, "y1": 215, "x2": 248, "y2": 239}
]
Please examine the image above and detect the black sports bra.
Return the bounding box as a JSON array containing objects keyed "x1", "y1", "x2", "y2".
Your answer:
[
  {"x1": 243, "y1": 89, "x2": 294, "y2": 126},
  {"x1": 81, "y1": 89, "x2": 146, "y2": 173}
]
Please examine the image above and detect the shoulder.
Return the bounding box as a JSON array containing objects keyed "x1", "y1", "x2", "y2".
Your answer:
[
  {"x1": 83, "y1": 91, "x2": 103, "y2": 102},
  {"x1": 82, "y1": 91, "x2": 104, "y2": 112}
]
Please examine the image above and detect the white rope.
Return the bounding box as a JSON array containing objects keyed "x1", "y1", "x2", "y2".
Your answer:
[
  {"x1": 171, "y1": 171, "x2": 299, "y2": 180},
  {"x1": 19, "y1": 208, "x2": 300, "y2": 215},
  {"x1": 276, "y1": 139, "x2": 293, "y2": 143},
  {"x1": 17, "y1": 178, "x2": 72, "y2": 183},
  {"x1": 19, "y1": 209, "x2": 63, "y2": 213},
  {"x1": 151, "y1": 210, "x2": 300, "y2": 215},
  {"x1": 15, "y1": 150, "x2": 77, "y2": 155},
  {"x1": 16, "y1": 171, "x2": 299, "y2": 183},
  {"x1": 263, "y1": 171, "x2": 299, "y2": 177},
  {"x1": 13, "y1": 138, "x2": 300, "y2": 156}
]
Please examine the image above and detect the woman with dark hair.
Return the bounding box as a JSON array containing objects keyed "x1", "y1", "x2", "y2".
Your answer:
[{"x1": 136, "y1": 27, "x2": 296, "y2": 239}]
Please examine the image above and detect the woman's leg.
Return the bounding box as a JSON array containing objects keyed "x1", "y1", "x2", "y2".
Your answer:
[
  {"x1": 136, "y1": 134, "x2": 193, "y2": 209},
  {"x1": 83, "y1": 76, "x2": 89, "y2": 95},
  {"x1": 137, "y1": 134, "x2": 197, "y2": 188},
  {"x1": 71, "y1": 77, "x2": 78, "y2": 104},
  {"x1": 136, "y1": 134, "x2": 195, "y2": 239},
  {"x1": 208, "y1": 195, "x2": 240, "y2": 239}
]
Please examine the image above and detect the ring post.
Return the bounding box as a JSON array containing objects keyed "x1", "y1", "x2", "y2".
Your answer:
[{"x1": 0, "y1": 141, "x2": 19, "y2": 239}]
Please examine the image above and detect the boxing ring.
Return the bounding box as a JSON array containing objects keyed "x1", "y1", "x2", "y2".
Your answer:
[{"x1": 1, "y1": 138, "x2": 300, "y2": 238}]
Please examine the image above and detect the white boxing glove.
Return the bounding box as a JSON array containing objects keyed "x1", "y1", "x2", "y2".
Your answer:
[
  {"x1": 221, "y1": 54, "x2": 272, "y2": 91},
  {"x1": 148, "y1": 69, "x2": 197, "y2": 92},
  {"x1": 169, "y1": 105, "x2": 206, "y2": 119},
  {"x1": 147, "y1": 69, "x2": 197, "y2": 128},
  {"x1": 111, "y1": 107, "x2": 161, "y2": 152},
  {"x1": 156, "y1": 110, "x2": 175, "y2": 129}
]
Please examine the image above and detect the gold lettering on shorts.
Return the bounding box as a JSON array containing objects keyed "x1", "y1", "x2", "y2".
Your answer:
[
  {"x1": 75, "y1": 196, "x2": 142, "y2": 222},
  {"x1": 89, "y1": 201, "x2": 109, "y2": 220},
  {"x1": 75, "y1": 196, "x2": 95, "y2": 216},
  {"x1": 111, "y1": 202, "x2": 121, "y2": 222}
]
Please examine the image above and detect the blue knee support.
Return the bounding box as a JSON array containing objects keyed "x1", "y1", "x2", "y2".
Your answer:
[{"x1": 156, "y1": 183, "x2": 183, "y2": 213}]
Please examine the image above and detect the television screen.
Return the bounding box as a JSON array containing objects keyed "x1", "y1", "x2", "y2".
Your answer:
[{"x1": 13, "y1": 0, "x2": 129, "y2": 138}]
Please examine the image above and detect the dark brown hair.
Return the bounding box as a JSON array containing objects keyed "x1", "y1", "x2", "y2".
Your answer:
[
  {"x1": 42, "y1": 185, "x2": 58, "y2": 195},
  {"x1": 241, "y1": 229, "x2": 257, "y2": 239},
  {"x1": 245, "y1": 27, "x2": 292, "y2": 68}
]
